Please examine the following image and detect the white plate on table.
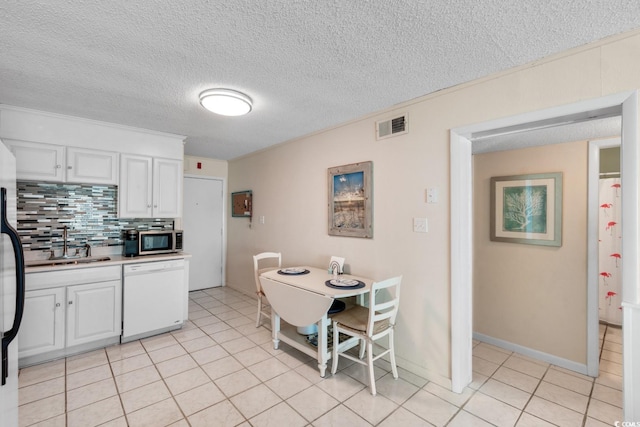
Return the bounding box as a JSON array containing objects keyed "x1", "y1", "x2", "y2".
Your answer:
[
  {"x1": 329, "y1": 278, "x2": 359, "y2": 287},
  {"x1": 279, "y1": 267, "x2": 308, "y2": 274}
]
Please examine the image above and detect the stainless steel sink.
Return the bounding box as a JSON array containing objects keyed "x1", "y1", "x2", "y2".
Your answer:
[
  {"x1": 27, "y1": 257, "x2": 111, "y2": 267},
  {"x1": 76, "y1": 257, "x2": 111, "y2": 264}
]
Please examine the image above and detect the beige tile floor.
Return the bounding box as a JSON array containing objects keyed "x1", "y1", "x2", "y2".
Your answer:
[{"x1": 18, "y1": 286, "x2": 624, "y2": 426}]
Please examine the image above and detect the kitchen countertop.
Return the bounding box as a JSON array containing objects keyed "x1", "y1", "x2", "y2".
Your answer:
[{"x1": 25, "y1": 252, "x2": 192, "y2": 273}]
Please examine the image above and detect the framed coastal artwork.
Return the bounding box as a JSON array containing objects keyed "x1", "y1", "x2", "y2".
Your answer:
[
  {"x1": 327, "y1": 161, "x2": 373, "y2": 238},
  {"x1": 490, "y1": 172, "x2": 562, "y2": 247}
]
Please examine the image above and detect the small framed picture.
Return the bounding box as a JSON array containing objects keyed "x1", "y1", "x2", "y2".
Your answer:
[
  {"x1": 231, "y1": 190, "x2": 252, "y2": 218},
  {"x1": 328, "y1": 161, "x2": 373, "y2": 238},
  {"x1": 490, "y1": 173, "x2": 562, "y2": 246}
]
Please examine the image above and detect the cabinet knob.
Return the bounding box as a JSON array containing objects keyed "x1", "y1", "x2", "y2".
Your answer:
[
  {"x1": 55, "y1": 164, "x2": 62, "y2": 169},
  {"x1": 67, "y1": 166, "x2": 72, "y2": 169},
  {"x1": 68, "y1": 301, "x2": 73, "y2": 305},
  {"x1": 147, "y1": 204, "x2": 152, "y2": 208},
  {"x1": 55, "y1": 303, "x2": 61, "y2": 307},
  {"x1": 153, "y1": 205, "x2": 157, "y2": 208}
]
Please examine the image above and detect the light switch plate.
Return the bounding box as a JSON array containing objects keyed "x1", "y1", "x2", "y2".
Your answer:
[
  {"x1": 427, "y1": 187, "x2": 438, "y2": 203},
  {"x1": 413, "y1": 217, "x2": 428, "y2": 233}
]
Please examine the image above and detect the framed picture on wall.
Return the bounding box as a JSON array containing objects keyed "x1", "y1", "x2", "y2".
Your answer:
[
  {"x1": 490, "y1": 172, "x2": 562, "y2": 246},
  {"x1": 231, "y1": 190, "x2": 252, "y2": 218},
  {"x1": 328, "y1": 161, "x2": 373, "y2": 238}
]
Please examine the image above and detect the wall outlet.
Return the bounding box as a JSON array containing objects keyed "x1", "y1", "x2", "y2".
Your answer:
[{"x1": 413, "y1": 217, "x2": 428, "y2": 233}]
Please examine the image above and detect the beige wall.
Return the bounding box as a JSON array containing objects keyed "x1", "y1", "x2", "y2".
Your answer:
[
  {"x1": 226, "y1": 30, "x2": 640, "y2": 383},
  {"x1": 184, "y1": 155, "x2": 228, "y2": 178},
  {"x1": 178, "y1": 155, "x2": 227, "y2": 231},
  {"x1": 473, "y1": 141, "x2": 588, "y2": 364},
  {"x1": 600, "y1": 147, "x2": 621, "y2": 175}
]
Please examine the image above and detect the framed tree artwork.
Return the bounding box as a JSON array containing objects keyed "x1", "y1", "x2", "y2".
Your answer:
[
  {"x1": 328, "y1": 161, "x2": 373, "y2": 238},
  {"x1": 490, "y1": 172, "x2": 562, "y2": 246}
]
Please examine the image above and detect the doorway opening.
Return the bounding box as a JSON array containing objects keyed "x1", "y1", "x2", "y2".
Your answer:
[{"x1": 450, "y1": 91, "x2": 638, "y2": 417}]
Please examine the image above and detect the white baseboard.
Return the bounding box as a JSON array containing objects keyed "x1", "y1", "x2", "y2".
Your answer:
[
  {"x1": 473, "y1": 332, "x2": 590, "y2": 377},
  {"x1": 622, "y1": 301, "x2": 640, "y2": 420},
  {"x1": 394, "y1": 354, "x2": 453, "y2": 390}
]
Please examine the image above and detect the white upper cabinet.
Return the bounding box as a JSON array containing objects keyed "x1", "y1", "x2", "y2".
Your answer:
[
  {"x1": 5, "y1": 140, "x2": 118, "y2": 184},
  {"x1": 153, "y1": 157, "x2": 182, "y2": 218},
  {"x1": 119, "y1": 154, "x2": 153, "y2": 217},
  {"x1": 4, "y1": 140, "x2": 65, "y2": 181},
  {"x1": 120, "y1": 154, "x2": 181, "y2": 218},
  {"x1": 66, "y1": 147, "x2": 118, "y2": 185}
]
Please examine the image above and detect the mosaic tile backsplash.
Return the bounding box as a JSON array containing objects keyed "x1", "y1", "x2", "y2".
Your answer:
[{"x1": 17, "y1": 181, "x2": 174, "y2": 252}]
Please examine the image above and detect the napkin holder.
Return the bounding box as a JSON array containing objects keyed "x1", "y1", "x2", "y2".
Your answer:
[{"x1": 328, "y1": 256, "x2": 345, "y2": 275}]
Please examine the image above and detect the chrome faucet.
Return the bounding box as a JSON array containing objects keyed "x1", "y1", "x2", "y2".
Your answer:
[
  {"x1": 62, "y1": 226, "x2": 69, "y2": 258},
  {"x1": 49, "y1": 225, "x2": 78, "y2": 260}
]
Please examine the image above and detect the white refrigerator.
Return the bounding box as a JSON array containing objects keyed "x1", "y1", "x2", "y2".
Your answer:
[{"x1": 0, "y1": 140, "x2": 25, "y2": 427}]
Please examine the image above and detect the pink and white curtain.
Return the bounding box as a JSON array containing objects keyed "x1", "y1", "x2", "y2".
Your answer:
[{"x1": 599, "y1": 177, "x2": 622, "y2": 325}]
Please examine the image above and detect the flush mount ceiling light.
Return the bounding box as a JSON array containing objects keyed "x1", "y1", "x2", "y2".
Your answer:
[{"x1": 199, "y1": 89, "x2": 252, "y2": 116}]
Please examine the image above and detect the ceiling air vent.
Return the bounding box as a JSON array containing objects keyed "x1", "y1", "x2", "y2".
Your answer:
[{"x1": 376, "y1": 113, "x2": 408, "y2": 140}]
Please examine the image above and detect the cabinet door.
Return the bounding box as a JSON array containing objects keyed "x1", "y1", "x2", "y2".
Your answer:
[
  {"x1": 119, "y1": 154, "x2": 153, "y2": 217},
  {"x1": 4, "y1": 140, "x2": 65, "y2": 181},
  {"x1": 66, "y1": 280, "x2": 122, "y2": 347},
  {"x1": 18, "y1": 288, "x2": 65, "y2": 358},
  {"x1": 153, "y1": 157, "x2": 182, "y2": 218},
  {"x1": 66, "y1": 147, "x2": 118, "y2": 185}
]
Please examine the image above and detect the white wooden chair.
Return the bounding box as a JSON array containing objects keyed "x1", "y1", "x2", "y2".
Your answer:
[
  {"x1": 253, "y1": 252, "x2": 281, "y2": 327},
  {"x1": 330, "y1": 275, "x2": 402, "y2": 395}
]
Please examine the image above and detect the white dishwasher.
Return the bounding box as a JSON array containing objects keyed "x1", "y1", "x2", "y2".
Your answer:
[{"x1": 122, "y1": 259, "x2": 185, "y2": 342}]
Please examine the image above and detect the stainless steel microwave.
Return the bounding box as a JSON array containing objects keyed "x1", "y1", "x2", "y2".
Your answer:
[{"x1": 138, "y1": 230, "x2": 183, "y2": 255}]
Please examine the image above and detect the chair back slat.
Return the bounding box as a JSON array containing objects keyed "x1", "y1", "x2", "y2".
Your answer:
[
  {"x1": 367, "y1": 275, "x2": 402, "y2": 333},
  {"x1": 253, "y1": 252, "x2": 282, "y2": 292},
  {"x1": 374, "y1": 300, "x2": 396, "y2": 312}
]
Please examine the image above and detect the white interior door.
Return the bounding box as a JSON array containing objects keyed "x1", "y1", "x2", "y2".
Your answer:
[{"x1": 183, "y1": 177, "x2": 224, "y2": 290}]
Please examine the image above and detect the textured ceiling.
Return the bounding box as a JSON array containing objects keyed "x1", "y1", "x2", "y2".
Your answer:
[{"x1": 1, "y1": 1, "x2": 640, "y2": 160}]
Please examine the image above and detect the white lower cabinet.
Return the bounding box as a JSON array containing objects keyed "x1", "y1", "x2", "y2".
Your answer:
[
  {"x1": 18, "y1": 265, "x2": 122, "y2": 365},
  {"x1": 66, "y1": 280, "x2": 121, "y2": 347},
  {"x1": 19, "y1": 288, "x2": 65, "y2": 358}
]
